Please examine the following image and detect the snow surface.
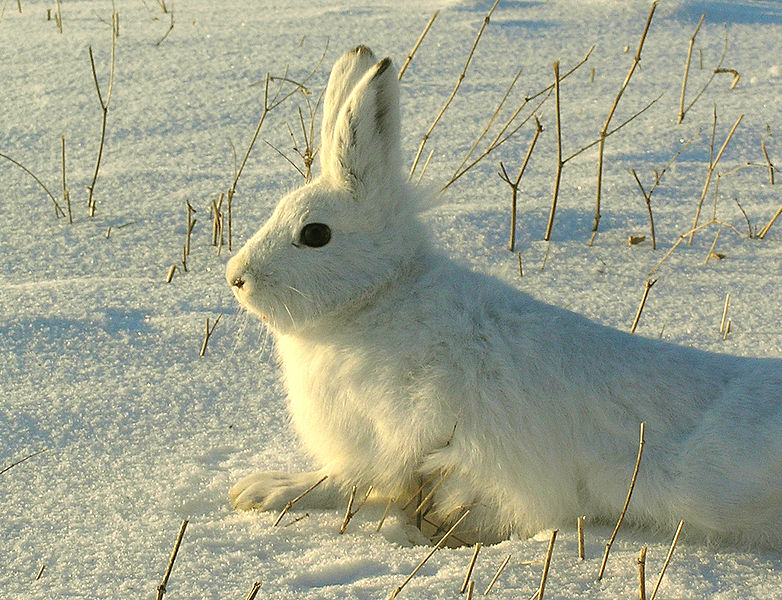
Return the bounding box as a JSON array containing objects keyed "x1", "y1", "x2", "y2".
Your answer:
[{"x1": 1, "y1": 0, "x2": 781, "y2": 598}]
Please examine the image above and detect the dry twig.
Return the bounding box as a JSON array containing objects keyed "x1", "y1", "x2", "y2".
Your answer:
[
  {"x1": 678, "y1": 13, "x2": 705, "y2": 124},
  {"x1": 461, "y1": 542, "x2": 482, "y2": 594},
  {"x1": 649, "y1": 521, "x2": 684, "y2": 600},
  {"x1": 537, "y1": 529, "x2": 558, "y2": 600},
  {"x1": 598, "y1": 423, "x2": 645, "y2": 580},
  {"x1": 631, "y1": 280, "x2": 657, "y2": 333},
  {"x1": 155, "y1": 519, "x2": 188, "y2": 600},
  {"x1": 273, "y1": 475, "x2": 328, "y2": 527},
  {"x1": 0, "y1": 449, "x2": 47, "y2": 477},
  {"x1": 398, "y1": 11, "x2": 439, "y2": 80},
  {"x1": 483, "y1": 553, "x2": 512, "y2": 596},
  {"x1": 638, "y1": 546, "x2": 648, "y2": 600},
  {"x1": 199, "y1": 313, "x2": 223, "y2": 357}
]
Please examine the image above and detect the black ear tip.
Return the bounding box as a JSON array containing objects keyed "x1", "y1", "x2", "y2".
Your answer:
[
  {"x1": 353, "y1": 45, "x2": 374, "y2": 56},
  {"x1": 372, "y1": 57, "x2": 393, "y2": 80}
]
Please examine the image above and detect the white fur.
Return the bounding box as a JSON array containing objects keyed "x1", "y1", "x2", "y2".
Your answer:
[{"x1": 226, "y1": 46, "x2": 782, "y2": 547}]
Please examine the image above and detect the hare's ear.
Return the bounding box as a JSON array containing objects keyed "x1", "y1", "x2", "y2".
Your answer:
[
  {"x1": 324, "y1": 57, "x2": 401, "y2": 190},
  {"x1": 320, "y1": 46, "x2": 377, "y2": 177}
]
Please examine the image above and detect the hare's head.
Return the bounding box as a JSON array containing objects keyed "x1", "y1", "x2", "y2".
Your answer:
[{"x1": 226, "y1": 46, "x2": 427, "y2": 333}]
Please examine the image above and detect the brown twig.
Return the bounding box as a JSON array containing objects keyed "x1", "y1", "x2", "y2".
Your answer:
[
  {"x1": 720, "y1": 292, "x2": 730, "y2": 334},
  {"x1": 388, "y1": 510, "x2": 471, "y2": 599},
  {"x1": 537, "y1": 529, "x2": 558, "y2": 600},
  {"x1": 760, "y1": 140, "x2": 775, "y2": 185},
  {"x1": 155, "y1": 1, "x2": 174, "y2": 46},
  {"x1": 0, "y1": 449, "x2": 46, "y2": 477},
  {"x1": 689, "y1": 110, "x2": 744, "y2": 244},
  {"x1": 0, "y1": 151, "x2": 66, "y2": 218},
  {"x1": 398, "y1": 11, "x2": 439, "y2": 80},
  {"x1": 598, "y1": 423, "x2": 646, "y2": 580},
  {"x1": 577, "y1": 516, "x2": 585, "y2": 560},
  {"x1": 61, "y1": 135, "x2": 71, "y2": 223},
  {"x1": 155, "y1": 519, "x2": 188, "y2": 600},
  {"x1": 244, "y1": 581, "x2": 262, "y2": 600},
  {"x1": 680, "y1": 26, "x2": 731, "y2": 123},
  {"x1": 500, "y1": 117, "x2": 543, "y2": 252},
  {"x1": 483, "y1": 553, "x2": 512, "y2": 596},
  {"x1": 199, "y1": 313, "x2": 223, "y2": 357},
  {"x1": 758, "y1": 205, "x2": 782, "y2": 239},
  {"x1": 87, "y1": 10, "x2": 118, "y2": 218},
  {"x1": 678, "y1": 13, "x2": 705, "y2": 124},
  {"x1": 409, "y1": 0, "x2": 501, "y2": 180},
  {"x1": 638, "y1": 546, "x2": 648, "y2": 600},
  {"x1": 630, "y1": 280, "x2": 657, "y2": 333},
  {"x1": 273, "y1": 475, "x2": 328, "y2": 527},
  {"x1": 544, "y1": 60, "x2": 563, "y2": 242},
  {"x1": 461, "y1": 542, "x2": 482, "y2": 594},
  {"x1": 593, "y1": 2, "x2": 657, "y2": 241},
  {"x1": 649, "y1": 521, "x2": 684, "y2": 600}
]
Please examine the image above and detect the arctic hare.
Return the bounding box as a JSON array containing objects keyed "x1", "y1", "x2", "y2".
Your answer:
[{"x1": 226, "y1": 45, "x2": 782, "y2": 547}]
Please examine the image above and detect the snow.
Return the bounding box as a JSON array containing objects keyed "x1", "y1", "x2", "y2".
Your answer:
[{"x1": 1, "y1": 0, "x2": 780, "y2": 598}]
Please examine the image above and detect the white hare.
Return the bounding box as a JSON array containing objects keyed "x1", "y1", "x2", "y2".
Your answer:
[{"x1": 226, "y1": 45, "x2": 782, "y2": 547}]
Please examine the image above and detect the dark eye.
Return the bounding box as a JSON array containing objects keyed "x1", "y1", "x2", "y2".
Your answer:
[{"x1": 299, "y1": 223, "x2": 331, "y2": 248}]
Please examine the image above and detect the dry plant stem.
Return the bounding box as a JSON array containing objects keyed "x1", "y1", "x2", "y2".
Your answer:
[
  {"x1": 340, "y1": 486, "x2": 358, "y2": 534},
  {"x1": 165, "y1": 265, "x2": 177, "y2": 283},
  {"x1": 577, "y1": 516, "x2": 585, "y2": 560},
  {"x1": 244, "y1": 581, "x2": 262, "y2": 600},
  {"x1": 155, "y1": 2, "x2": 174, "y2": 46},
  {"x1": 593, "y1": 2, "x2": 657, "y2": 239},
  {"x1": 631, "y1": 169, "x2": 656, "y2": 249},
  {"x1": 649, "y1": 521, "x2": 684, "y2": 600},
  {"x1": 517, "y1": 251, "x2": 523, "y2": 278},
  {"x1": 156, "y1": 519, "x2": 188, "y2": 600},
  {"x1": 35, "y1": 564, "x2": 46, "y2": 580},
  {"x1": 398, "y1": 11, "x2": 439, "y2": 80},
  {"x1": 0, "y1": 151, "x2": 65, "y2": 218},
  {"x1": 0, "y1": 448, "x2": 46, "y2": 477},
  {"x1": 537, "y1": 529, "x2": 558, "y2": 600},
  {"x1": 388, "y1": 510, "x2": 471, "y2": 599},
  {"x1": 720, "y1": 292, "x2": 730, "y2": 333},
  {"x1": 630, "y1": 279, "x2": 657, "y2": 333},
  {"x1": 199, "y1": 313, "x2": 222, "y2": 357},
  {"x1": 87, "y1": 13, "x2": 117, "y2": 218},
  {"x1": 415, "y1": 469, "x2": 452, "y2": 515},
  {"x1": 678, "y1": 13, "x2": 705, "y2": 124},
  {"x1": 501, "y1": 117, "x2": 543, "y2": 251},
  {"x1": 680, "y1": 27, "x2": 730, "y2": 122},
  {"x1": 408, "y1": 0, "x2": 501, "y2": 180},
  {"x1": 185, "y1": 200, "x2": 196, "y2": 256},
  {"x1": 61, "y1": 135, "x2": 71, "y2": 223},
  {"x1": 443, "y1": 45, "x2": 594, "y2": 192},
  {"x1": 544, "y1": 61, "x2": 563, "y2": 242},
  {"x1": 272, "y1": 475, "x2": 328, "y2": 527},
  {"x1": 689, "y1": 112, "x2": 744, "y2": 244},
  {"x1": 704, "y1": 227, "x2": 722, "y2": 264},
  {"x1": 598, "y1": 422, "x2": 646, "y2": 580},
  {"x1": 761, "y1": 140, "x2": 775, "y2": 184},
  {"x1": 758, "y1": 205, "x2": 782, "y2": 239},
  {"x1": 638, "y1": 546, "x2": 648, "y2": 600},
  {"x1": 461, "y1": 542, "x2": 482, "y2": 594},
  {"x1": 376, "y1": 498, "x2": 394, "y2": 532},
  {"x1": 467, "y1": 581, "x2": 475, "y2": 599},
  {"x1": 723, "y1": 319, "x2": 731, "y2": 340},
  {"x1": 483, "y1": 553, "x2": 512, "y2": 596}
]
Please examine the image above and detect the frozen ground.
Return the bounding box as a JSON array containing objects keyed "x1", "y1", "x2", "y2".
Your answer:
[{"x1": 1, "y1": 0, "x2": 780, "y2": 598}]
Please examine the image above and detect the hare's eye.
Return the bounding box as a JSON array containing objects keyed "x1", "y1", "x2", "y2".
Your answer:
[{"x1": 299, "y1": 223, "x2": 331, "y2": 248}]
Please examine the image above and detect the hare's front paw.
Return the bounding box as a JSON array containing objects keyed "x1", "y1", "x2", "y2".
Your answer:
[{"x1": 229, "y1": 470, "x2": 337, "y2": 511}]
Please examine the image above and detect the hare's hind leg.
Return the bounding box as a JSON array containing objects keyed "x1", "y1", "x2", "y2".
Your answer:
[{"x1": 230, "y1": 470, "x2": 340, "y2": 512}]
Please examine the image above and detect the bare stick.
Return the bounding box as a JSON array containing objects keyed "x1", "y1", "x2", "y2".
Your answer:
[
  {"x1": 500, "y1": 117, "x2": 543, "y2": 252},
  {"x1": 461, "y1": 542, "x2": 482, "y2": 594},
  {"x1": 408, "y1": 0, "x2": 501, "y2": 180},
  {"x1": 704, "y1": 227, "x2": 722, "y2": 264},
  {"x1": 630, "y1": 279, "x2": 657, "y2": 333},
  {"x1": 761, "y1": 140, "x2": 775, "y2": 185},
  {"x1": 689, "y1": 112, "x2": 744, "y2": 244},
  {"x1": 35, "y1": 564, "x2": 46, "y2": 581},
  {"x1": 517, "y1": 251, "x2": 523, "y2": 278},
  {"x1": 199, "y1": 313, "x2": 223, "y2": 357},
  {"x1": 165, "y1": 265, "x2": 177, "y2": 283},
  {"x1": 443, "y1": 46, "x2": 594, "y2": 192},
  {"x1": 155, "y1": 2, "x2": 174, "y2": 46},
  {"x1": 185, "y1": 200, "x2": 196, "y2": 256},
  {"x1": 156, "y1": 519, "x2": 188, "y2": 600},
  {"x1": 593, "y1": 2, "x2": 657, "y2": 239},
  {"x1": 244, "y1": 581, "x2": 262, "y2": 600},
  {"x1": 273, "y1": 475, "x2": 328, "y2": 527},
  {"x1": 376, "y1": 498, "x2": 394, "y2": 532},
  {"x1": 87, "y1": 11, "x2": 117, "y2": 218},
  {"x1": 545, "y1": 61, "x2": 563, "y2": 242},
  {"x1": 467, "y1": 581, "x2": 475, "y2": 599},
  {"x1": 638, "y1": 546, "x2": 648, "y2": 600},
  {"x1": 483, "y1": 553, "x2": 512, "y2": 596},
  {"x1": 680, "y1": 27, "x2": 731, "y2": 122},
  {"x1": 649, "y1": 521, "x2": 684, "y2": 600},
  {"x1": 0, "y1": 151, "x2": 65, "y2": 218},
  {"x1": 339, "y1": 485, "x2": 372, "y2": 534},
  {"x1": 758, "y1": 205, "x2": 782, "y2": 239},
  {"x1": 283, "y1": 513, "x2": 309, "y2": 527},
  {"x1": 61, "y1": 135, "x2": 71, "y2": 223},
  {"x1": 577, "y1": 516, "x2": 585, "y2": 560},
  {"x1": 723, "y1": 319, "x2": 732, "y2": 340},
  {"x1": 678, "y1": 13, "x2": 705, "y2": 124},
  {"x1": 0, "y1": 449, "x2": 46, "y2": 477},
  {"x1": 598, "y1": 422, "x2": 646, "y2": 580},
  {"x1": 398, "y1": 11, "x2": 439, "y2": 80},
  {"x1": 720, "y1": 292, "x2": 730, "y2": 333},
  {"x1": 415, "y1": 469, "x2": 452, "y2": 516},
  {"x1": 537, "y1": 529, "x2": 558, "y2": 600},
  {"x1": 388, "y1": 510, "x2": 471, "y2": 599},
  {"x1": 632, "y1": 169, "x2": 656, "y2": 249}
]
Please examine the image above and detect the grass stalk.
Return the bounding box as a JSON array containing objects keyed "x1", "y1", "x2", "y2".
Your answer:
[
  {"x1": 537, "y1": 529, "x2": 558, "y2": 600},
  {"x1": 638, "y1": 546, "x2": 648, "y2": 600},
  {"x1": 649, "y1": 521, "x2": 684, "y2": 600},
  {"x1": 461, "y1": 542, "x2": 482, "y2": 594},
  {"x1": 273, "y1": 475, "x2": 328, "y2": 527},
  {"x1": 155, "y1": 519, "x2": 188, "y2": 600},
  {"x1": 398, "y1": 11, "x2": 439, "y2": 80},
  {"x1": 630, "y1": 280, "x2": 657, "y2": 333},
  {"x1": 598, "y1": 423, "x2": 646, "y2": 580},
  {"x1": 678, "y1": 14, "x2": 705, "y2": 124},
  {"x1": 483, "y1": 553, "x2": 512, "y2": 596}
]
